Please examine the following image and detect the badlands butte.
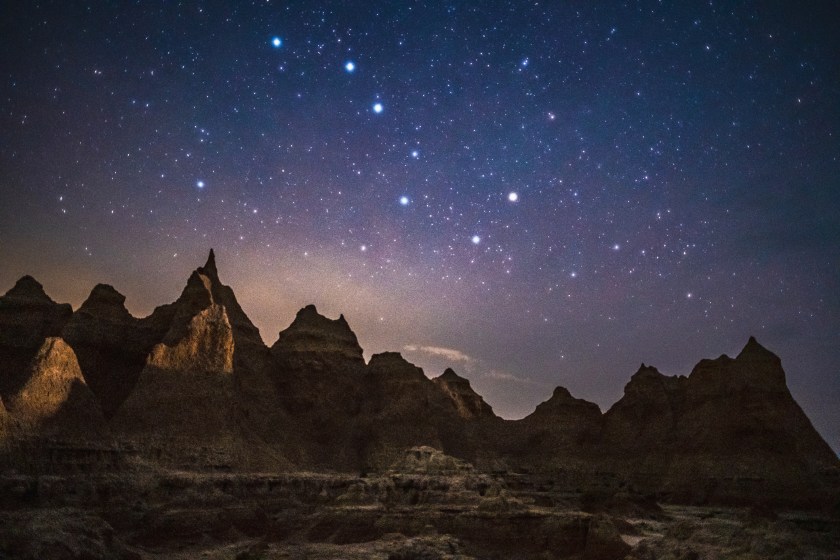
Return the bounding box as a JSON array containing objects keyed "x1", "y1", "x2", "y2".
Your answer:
[{"x1": 0, "y1": 250, "x2": 838, "y2": 559}]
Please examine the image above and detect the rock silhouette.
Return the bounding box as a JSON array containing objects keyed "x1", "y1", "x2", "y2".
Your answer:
[{"x1": 0, "y1": 250, "x2": 836, "y2": 509}]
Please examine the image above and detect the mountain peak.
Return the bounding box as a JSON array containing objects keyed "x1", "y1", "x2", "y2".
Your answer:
[
  {"x1": 3, "y1": 276, "x2": 52, "y2": 303},
  {"x1": 271, "y1": 304, "x2": 364, "y2": 364},
  {"x1": 438, "y1": 368, "x2": 462, "y2": 382},
  {"x1": 7, "y1": 337, "x2": 106, "y2": 436},
  {"x1": 737, "y1": 335, "x2": 778, "y2": 362},
  {"x1": 81, "y1": 284, "x2": 128, "y2": 310},
  {"x1": 433, "y1": 367, "x2": 495, "y2": 419},
  {"x1": 199, "y1": 248, "x2": 219, "y2": 282},
  {"x1": 298, "y1": 304, "x2": 320, "y2": 317}
]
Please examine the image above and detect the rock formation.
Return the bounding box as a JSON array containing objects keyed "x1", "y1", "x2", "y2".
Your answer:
[
  {"x1": 0, "y1": 251, "x2": 836, "y2": 509},
  {"x1": 108, "y1": 254, "x2": 254, "y2": 469},
  {"x1": 271, "y1": 304, "x2": 365, "y2": 368},
  {"x1": 0, "y1": 277, "x2": 72, "y2": 399},
  {"x1": 5, "y1": 338, "x2": 106, "y2": 438},
  {"x1": 60, "y1": 284, "x2": 152, "y2": 418},
  {"x1": 357, "y1": 353, "x2": 464, "y2": 468},
  {"x1": 389, "y1": 445, "x2": 475, "y2": 475},
  {"x1": 500, "y1": 385, "x2": 604, "y2": 472},
  {"x1": 433, "y1": 368, "x2": 494, "y2": 420},
  {"x1": 595, "y1": 338, "x2": 840, "y2": 506}
]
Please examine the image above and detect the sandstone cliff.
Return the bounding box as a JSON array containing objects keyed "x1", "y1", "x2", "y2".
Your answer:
[{"x1": 5, "y1": 338, "x2": 106, "y2": 438}]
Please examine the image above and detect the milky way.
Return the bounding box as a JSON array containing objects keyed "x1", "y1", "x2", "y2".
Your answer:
[{"x1": 1, "y1": 2, "x2": 838, "y2": 450}]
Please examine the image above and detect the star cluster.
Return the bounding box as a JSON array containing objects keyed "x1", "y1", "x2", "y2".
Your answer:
[{"x1": 1, "y1": 2, "x2": 838, "y2": 450}]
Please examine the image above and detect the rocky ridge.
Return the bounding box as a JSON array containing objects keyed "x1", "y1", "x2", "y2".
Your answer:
[{"x1": 0, "y1": 250, "x2": 837, "y2": 510}]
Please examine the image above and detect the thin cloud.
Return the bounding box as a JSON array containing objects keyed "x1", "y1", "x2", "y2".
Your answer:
[
  {"x1": 403, "y1": 345, "x2": 474, "y2": 363},
  {"x1": 483, "y1": 369, "x2": 542, "y2": 386}
]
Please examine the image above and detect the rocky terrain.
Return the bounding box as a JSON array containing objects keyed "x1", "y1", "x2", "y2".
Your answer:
[{"x1": 0, "y1": 250, "x2": 838, "y2": 558}]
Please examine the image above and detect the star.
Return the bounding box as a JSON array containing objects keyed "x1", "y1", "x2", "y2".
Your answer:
[
  {"x1": 373, "y1": 102, "x2": 384, "y2": 114},
  {"x1": 411, "y1": 150, "x2": 419, "y2": 158},
  {"x1": 471, "y1": 235, "x2": 481, "y2": 244},
  {"x1": 399, "y1": 196, "x2": 410, "y2": 206},
  {"x1": 271, "y1": 37, "x2": 282, "y2": 48},
  {"x1": 345, "y1": 61, "x2": 355, "y2": 72},
  {"x1": 196, "y1": 180, "x2": 205, "y2": 189},
  {"x1": 508, "y1": 192, "x2": 519, "y2": 202}
]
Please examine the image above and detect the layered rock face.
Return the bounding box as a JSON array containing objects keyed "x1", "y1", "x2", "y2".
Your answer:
[
  {"x1": 594, "y1": 338, "x2": 839, "y2": 506},
  {"x1": 268, "y1": 304, "x2": 368, "y2": 468},
  {"x1": 109, "y1": 251, "x2": 287, "y2": 470},
  {"x1": 5, "y1": 338, "x2": 106, "y2": 438},
  {"x1": 0, "y1": 251, "x2": 836, "y2": 508},
  {"x1": 111, "y1": 304, "x2": 235, "y2": 437},
  {"x1": 357, "y1": 352, "x2": 471, "y2": 470},
  {"x1": 433, "y1": 368, "x2": 494, "y2": 420},
  {"x1": 271, "y1": 304, "x2": 365, "y2": 369},
  {"x1": 499, "y1": 385, "x2": 604, "y2": 473}
]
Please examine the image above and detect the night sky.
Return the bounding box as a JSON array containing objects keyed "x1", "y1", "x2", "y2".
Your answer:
[{"x1": 1, "y1": 2, "x2": 838, "y2": 452}]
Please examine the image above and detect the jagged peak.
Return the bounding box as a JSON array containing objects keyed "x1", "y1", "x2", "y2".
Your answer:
[
  {"x1": 199, "y1": 248, "x2": 219, "y2": 281},
  {"x1": 369, "y1": 351, "x2": 408, "y2": 365},
  {"x1": 271, "y1": 303, "x2": 364, "y2": 361},
  {"x1": 284, "y1": 304, "x2": 358, "y2": 339},
  {"x1": 551, "y1": 386, "x2": 573, "y2": 400},
  {"x1": 437, "y1": 368, "x2": 462, "y2": 382},
  {"x1": 368, "y1": 352, "x2": 425, "y2": 376},
  {"x1": 737, "y1": 335, "x2": 779, "y2": 362},
  {"x1": 630, "y1": 363, "x2": 663, "y2": 379},
  {"x1": 2, "y1": 275, "x2": 53, "y2": 303},
  {"x1": 529, "y1": 384, "x2": 601, "y2": 419},
  {"x1": 297, "y1": 303, "x2": 320, "y2": 318},
  {"x1": 82, "y1": 284, "x2": 127, "y2": 308}
]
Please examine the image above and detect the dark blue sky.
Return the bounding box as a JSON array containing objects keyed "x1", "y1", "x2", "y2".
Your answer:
[{"x1": 2, "y1": 2, "x2": 838, "y2": 451}]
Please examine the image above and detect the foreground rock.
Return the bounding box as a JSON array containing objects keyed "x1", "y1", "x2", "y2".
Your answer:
[{"x1": 0, "y1": 470, "x2": 837, "y2": 560}]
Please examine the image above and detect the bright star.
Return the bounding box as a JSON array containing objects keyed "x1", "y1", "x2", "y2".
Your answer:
[
  {"x1": 411, "y1": 150, "x2": 419, "y2": 158},
  {"x1": 373, "y1": 102, "x2": 383, "y2": 113},
  {"x1": 271, "y1": 37, "x2": 282, "y2": 48},
  {"x1": 612, "y1": 243, "x2": 620, "y2": 251},
  {"x1": 508, "y1": 192, "x2": 519, "y2": 202},
  {"x1": 471, "y1": 235, "x2": 481, "y2": 244},
  {"x1": 196, "y1": 180, "x2": 205, "y2": 189},
  {"x1": 399, "y1": 196, "x2": 410, "y2": 206},
  {"x1": 345, "y1": 61, "x2": 355, "y2": 72}
]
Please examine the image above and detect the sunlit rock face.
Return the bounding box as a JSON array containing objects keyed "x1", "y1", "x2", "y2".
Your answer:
[
  {"x1": 5, "y1": 337, "x2": 106, "y2": 438},
  {"x1": 108, "y1": 256, "x2": 240, "y2": 467}
]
